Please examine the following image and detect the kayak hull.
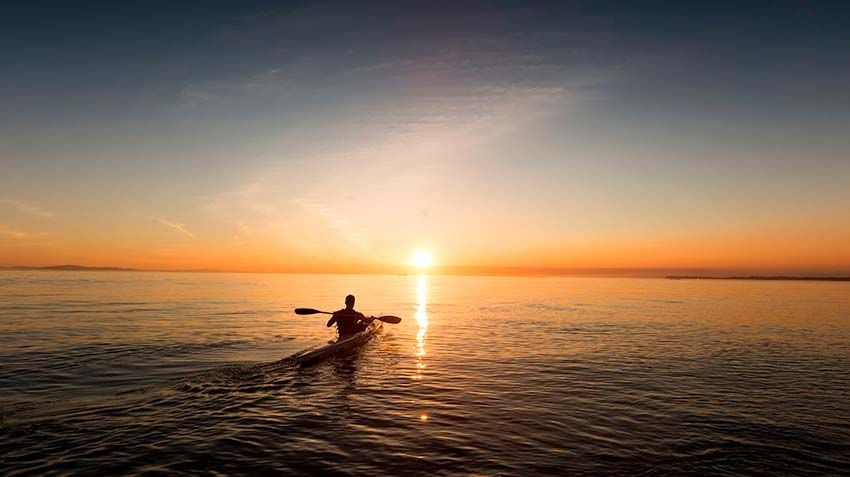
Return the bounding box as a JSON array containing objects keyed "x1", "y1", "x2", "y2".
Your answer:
[{"x1": 294, "y1": 320, "x2": 382, "y2": 365}]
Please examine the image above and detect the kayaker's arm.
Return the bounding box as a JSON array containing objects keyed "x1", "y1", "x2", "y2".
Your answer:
[{"x1": 326, "y1": 314, "x2": 337, "y2": 327}]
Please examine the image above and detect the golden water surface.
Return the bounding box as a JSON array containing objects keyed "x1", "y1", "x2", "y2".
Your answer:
[{"x1": 1, "y1": 271, "x2": 849, "y2": 475}]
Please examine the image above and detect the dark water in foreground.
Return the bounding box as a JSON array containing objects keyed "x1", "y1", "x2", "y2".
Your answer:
[{"x1": 1, "y1": 272, "x2": 849, "y2": 476}]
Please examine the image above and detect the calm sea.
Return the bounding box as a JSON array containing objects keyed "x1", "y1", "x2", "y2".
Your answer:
[{"x1": 1, "y1": 271, "x2": 848, "y2": 475}]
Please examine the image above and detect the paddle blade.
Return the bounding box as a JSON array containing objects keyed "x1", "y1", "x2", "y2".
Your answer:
[
  {"x1": 376, "y1": 315, "x2": 402, "y2": 324},
  {"x1": 294, "y1": 308, "x2": 324, "y2": 315}
]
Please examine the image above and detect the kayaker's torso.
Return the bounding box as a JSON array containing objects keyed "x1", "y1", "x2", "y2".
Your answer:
[{"x1": 332, "y1": 308, "x2": 367, "y2": 335}]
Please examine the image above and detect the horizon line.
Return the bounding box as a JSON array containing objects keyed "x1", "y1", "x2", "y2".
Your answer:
[{"x1": 2, "y1": 264, "x2": 849, "y2": 279}]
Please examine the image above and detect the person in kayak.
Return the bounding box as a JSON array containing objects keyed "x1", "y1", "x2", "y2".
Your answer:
[{"x1": 327, "y1": 295, "x2": 374, "y2": 335}]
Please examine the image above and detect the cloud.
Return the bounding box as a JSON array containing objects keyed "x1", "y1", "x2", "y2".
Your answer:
[
  {"x1": 174, "y1": 87, "x2": 217, "y2": 112},
  {"x1": 0, "y1": 224, "x2": 49, "y2": 244},
  {"x1": 173, "y1": 68, "x2": 289, "y2": 112},
  {"x1": 290, "y1": 198, "x2": 368, "y2": 251},
  {"x1": 0, "y1": 225, "x2": 32, "y2": 240},
  {"x1": 184, "y1": 2, "x2": 621, "y2": 264},
  {"x1": 0, "y1": 198, "x2": 54, "y2": 218},
  {"x1": 177, "y1": 0, "x2": 619, "y2": 117},
  {"x1": 155, "y1": 218, "x2": 195, "y2": 238},
  {"x1": 194, "y1": 67, "x2": 575, "y2": 256}
]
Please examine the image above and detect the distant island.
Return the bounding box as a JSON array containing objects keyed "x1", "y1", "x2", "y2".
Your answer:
[
  {"x1": 0, "y1": 264, "x2": 230, "y2": 273},
  {"x1": 666, "y1": 276, "x2": 850, "y2": 282},
  {"x1": 0, "y1": 265, "x2": 137, "y2": 272}
]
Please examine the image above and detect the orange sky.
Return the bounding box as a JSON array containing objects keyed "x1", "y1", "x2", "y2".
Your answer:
[{"x1": 2, "y1": 203, "x2": 849, "y2": 276}]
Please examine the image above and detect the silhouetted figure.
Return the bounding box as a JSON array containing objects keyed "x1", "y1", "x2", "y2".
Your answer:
[{"x1": 327, "y1": 295, "x2": 373, "y2": 335}]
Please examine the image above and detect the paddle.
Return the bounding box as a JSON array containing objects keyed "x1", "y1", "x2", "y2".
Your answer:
[{"x1": 294, "y1": 308, "x2": 401, "y2": 324}]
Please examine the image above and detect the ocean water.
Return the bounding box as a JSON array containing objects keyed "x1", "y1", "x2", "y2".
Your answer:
[{"x1": 1, "y1": 271, "x2": 849, "y2": 476}]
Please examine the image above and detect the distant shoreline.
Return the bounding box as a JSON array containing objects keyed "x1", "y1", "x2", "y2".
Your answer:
[
  {"x1": 0, "y1": 265, "x2": 137, "y2": 272},
  {"x1": 666, "y1": 276, "x2": 850, "y2": 282},
  {"x1": 0, "y1": 265, "x2": 213, "y2": 273},
  {"x1": 0, "y1": 265, "x2": 222, "y2": 273}
]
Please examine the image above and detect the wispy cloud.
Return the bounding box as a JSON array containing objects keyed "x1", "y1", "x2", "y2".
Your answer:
[
  {"x1": 155, "y1": 218, "x2": 195, "y2": 238},
  {"x1": 179, "y1": 0, "x2": 617, "y2": 117},
  {"x1": 184, "y1": 2, "x2": 618, "y2": 266},
  {"x1": 0, "y1": 225, "x2": 32, "y2": 240},
  {"x1": 174, "y1": 68, "x2": 289, "y2": 112},
  {"x1": 290, "y1": 198, "x2": 368, "y2": 251},
  {"x1": 0, "y1": 198, "x2": 54, "y2": 218},
  {"x1": 0, "y1": 224, "x2": 48, "y2": 241}
]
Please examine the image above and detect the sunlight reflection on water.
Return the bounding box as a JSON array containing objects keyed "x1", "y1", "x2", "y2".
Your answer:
[{"x1": 415, "y1": 273, "x2": 429, "y2": 421}]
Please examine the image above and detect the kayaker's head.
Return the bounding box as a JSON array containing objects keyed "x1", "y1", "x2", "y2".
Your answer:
[{"x1": 345, "y1": 294, "x2": 355, "y2": 309}]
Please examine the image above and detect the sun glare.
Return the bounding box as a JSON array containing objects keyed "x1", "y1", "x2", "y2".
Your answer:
[{"x1": 410, "y1": 249, "x2": 433, "y2": 268}]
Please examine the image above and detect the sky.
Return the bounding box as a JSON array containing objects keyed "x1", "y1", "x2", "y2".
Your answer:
[{"x1": 1, "y1": 1, "x2": 849, "y2": 275}]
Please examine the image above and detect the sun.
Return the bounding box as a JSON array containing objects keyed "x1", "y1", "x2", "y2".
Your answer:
[{"x1": 410, "y1": 249, "x2": 433, "y2": 268}]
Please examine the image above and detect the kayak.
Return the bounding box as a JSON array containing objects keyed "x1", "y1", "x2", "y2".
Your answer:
[{"x1": 294, "y1": 320, "x2": 382, "y2": 365}]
